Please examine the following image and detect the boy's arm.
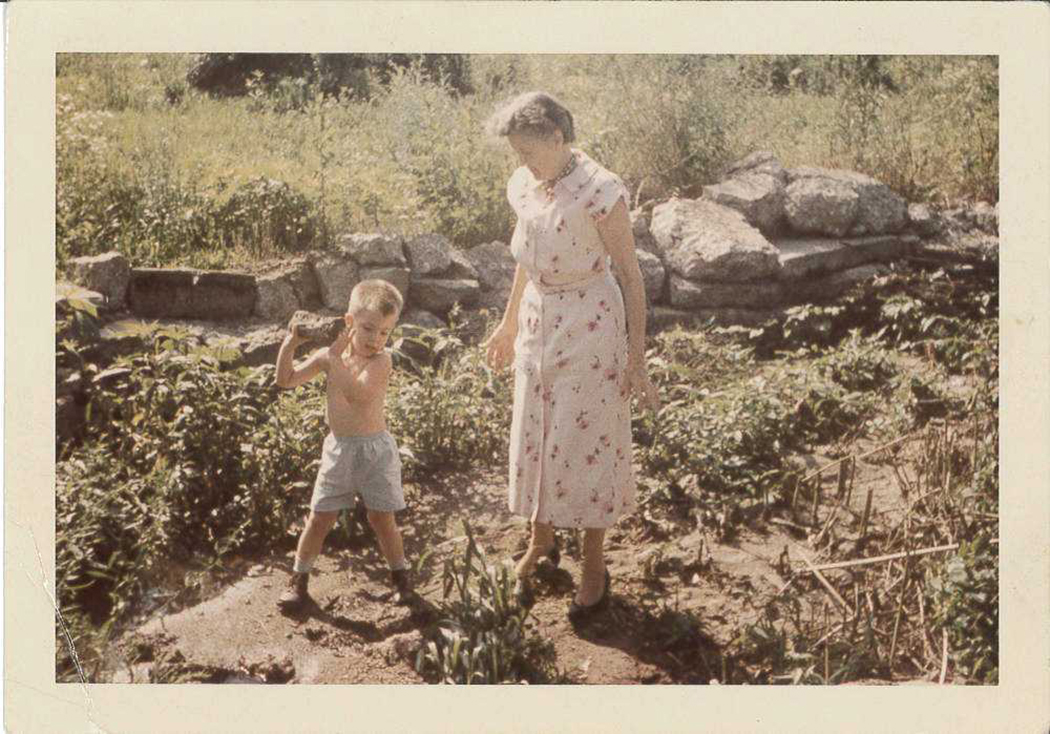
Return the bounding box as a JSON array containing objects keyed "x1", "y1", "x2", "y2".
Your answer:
[{"x1": 275, "y1": 330, "x2": 328, "y2": 389}]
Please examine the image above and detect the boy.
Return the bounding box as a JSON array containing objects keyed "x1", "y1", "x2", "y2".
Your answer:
[{"x1": 274, "y1": 279, "x2": 411, "y2": 611}]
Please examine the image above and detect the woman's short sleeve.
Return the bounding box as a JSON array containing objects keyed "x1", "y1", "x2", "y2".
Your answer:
[{"x1": 584, "y1": 172, "x2": 630, "y2": 223}]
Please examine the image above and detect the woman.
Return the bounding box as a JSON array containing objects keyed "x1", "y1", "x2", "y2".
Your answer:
[{"x1": 483, "y1": 91, "x2": 660, "y2": 622}]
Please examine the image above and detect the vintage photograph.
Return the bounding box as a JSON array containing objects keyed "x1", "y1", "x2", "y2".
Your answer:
[{"x1": 54, "y1": 52, "x2": 1000, "y2": 687}]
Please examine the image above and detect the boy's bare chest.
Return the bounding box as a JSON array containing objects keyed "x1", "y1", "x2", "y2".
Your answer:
[{"x1": 328, "y1": 355, "x2": 368, "y2": 403}]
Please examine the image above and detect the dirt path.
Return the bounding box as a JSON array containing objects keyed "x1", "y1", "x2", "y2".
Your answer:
[{"x1": 110, "y1": 438, "x2": 918, "y2": 686}]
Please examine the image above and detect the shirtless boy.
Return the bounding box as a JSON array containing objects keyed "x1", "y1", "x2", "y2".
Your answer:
[{"x1": 274, "y1": 279, "x2": 411, "y2": 610}]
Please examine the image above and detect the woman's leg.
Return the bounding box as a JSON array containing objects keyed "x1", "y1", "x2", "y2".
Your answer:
[
  {"x1": 574, "y1": 527, "x2": 607, "y2": 606},
  {"x1": 514, "y1": 521, "x2": 555, "y2": 579}
]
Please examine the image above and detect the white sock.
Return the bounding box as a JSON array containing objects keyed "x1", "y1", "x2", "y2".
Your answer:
[
  {"x1": 389, "y1": 558, "x2": 408, "y2": 572},
  {"x1": 293, "y1": 555, "x2": 315, "y2": 574}
]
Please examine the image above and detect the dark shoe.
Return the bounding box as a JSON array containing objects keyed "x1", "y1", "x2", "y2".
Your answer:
[
  {"x1": 545, "y1": 538, "x2": 561, "y2": 568},
  {"x1": 514, "y1": 576, "x2": 536, "y2": 608},
  {"x1": 391, "y1": 569, "x2": 416, "y2": 605},
  {"x1": 277, "y1": 572, "x2": 310, "y2": 611},
  {"x1": 568, "y1": 568, "x2": 611, "y2": 623}
]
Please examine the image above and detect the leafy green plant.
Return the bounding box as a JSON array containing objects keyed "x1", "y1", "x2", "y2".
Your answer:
[{"x1": 415, "y1": 522, "x2": 559, "y2": 684}]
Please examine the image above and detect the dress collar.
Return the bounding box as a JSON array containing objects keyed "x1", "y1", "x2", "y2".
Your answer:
[{"x1": 526, "y1": 148, "x2": 595, "y2": 193}]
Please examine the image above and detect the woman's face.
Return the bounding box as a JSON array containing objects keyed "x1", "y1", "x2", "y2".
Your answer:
[{"x1": 507, "y1": 130, "x2": 566, "y2": 181}]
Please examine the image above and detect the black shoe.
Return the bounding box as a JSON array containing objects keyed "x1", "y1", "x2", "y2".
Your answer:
[
  {"x1": 545, "y1": 538, "x2": 561, "y2": 568},
  {"x1": 568, "y1": 568, "x2": 611, "y2": 623},
  {"x1": 277, "y1": 572, "x2": 310, "y2": 611},
  {"x1": 514, "y1": 577, "x2": 536, "y2": 608},
  {"x1": 391, "y1": 568, "x2": 416, "y2": 605}
]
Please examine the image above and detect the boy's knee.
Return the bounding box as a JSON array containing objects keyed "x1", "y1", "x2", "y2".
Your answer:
[
  {"x1": 366, "y1": 510, "x2": 396, "y2": 531},
  {"x1": 308, "y1": 510, "x2": 340, "y2": 532}
]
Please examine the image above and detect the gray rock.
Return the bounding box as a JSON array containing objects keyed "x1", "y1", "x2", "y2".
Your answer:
[
  {"x1": 703, "y1": 172, "x2": 785, "y2": 236},
  {"x1": 399, "y1": 308, "x2": 445, "y2": 332},
  {"x1": 447, "y1": 249, "x2": 480, "y2": 281},
  {"x1": 840, "y1": 235, "x2": 914, "y2": 264},
  {"x1": 776, "y1": 238, "x2": 862, "y2": 280},
  {"x1": 359, "y1": 266, "x2": 411, "y2": 304},
  {"x1": 254, "y1": 272, "x2": 300, "y2": 322},
  {"x1": 409, "y1": 278, "x2": 481, "y2": 312},
  {"x1": 630, "y1": 209, "x2": 660, "y2": 255},
  {"x1": 127, "y1": 269, "x2": 256, "y2": 321},
  {"x1": 784, "y1": 176, "x2": 859, "y2": 238},
  {"x1": 907, "y1": 203, "x2": 943, "y2": 239},
  {"x1": 650, "y1": 305, "x2": 780, "y2": 331},
  {"x1": 461, "y1": 241, "x2": 516, "y2": 310},
  {"x1": 285, "y1": 260, "x2": 322, "y2": 310},
  {"x1": 70, "y1": 252, "x2": 131, "y2": 306},
  {"x1": 787, "y1": 167, "x2": 906, "y2": 236},
  {"x1": 337, "y1": 233, "x2": 406, "y2": 267},
  {"x1": 725, "y1": 151, "x2": 789, "y2": 184},
  {"x1": 288, "y1": 310, "x2": 343, "y2": 344},
  {"x1": 405, "y1": 234, "x2": 453, "y2": 276},
  {"x1": 650, "y1": 198, "x2": 781, "y2": 282},
  {"x1": 668, "y1": 274, "x2": 784, "y2": 310},
  {"x1": 783, "y1": 264, "x2": 888, "y2": 305},
  {"x1": 635, "y1": 249, "x2": 666, "y2": 304},
  {"x1": 311, "y1": 252, "x2": 360, "y2": 312}
]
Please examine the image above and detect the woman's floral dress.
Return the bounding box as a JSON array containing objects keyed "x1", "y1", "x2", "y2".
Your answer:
[{"x1": 506, "y1": 149, "x2": 637, "y2": 529}]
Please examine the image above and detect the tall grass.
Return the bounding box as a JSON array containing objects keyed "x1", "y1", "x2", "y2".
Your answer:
[{"x1": 56, "y1": 53, "x2": 998, "y2": 270}]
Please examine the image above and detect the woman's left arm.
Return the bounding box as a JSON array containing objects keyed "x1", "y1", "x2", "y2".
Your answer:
[{"x1": 597, "y1": 198, "x2": 660, "y2": 413}]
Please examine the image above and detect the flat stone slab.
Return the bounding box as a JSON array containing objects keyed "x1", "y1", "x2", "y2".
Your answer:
[
  {"x1": 840, "y1": 235, "x2": 914, "y2": 263},
  {"x1": 409, "y1": 278, "x2": 480, "y2": 312},
  {"x1": 782, "y1": 263, "x2": 889, "y2": 305},
  {"x1": 128, "y1": 269, "x2": 256, "y2": 321},
  {"x1": 776, "y1": 238, "x2": 859, "y2": 280},
  {"x1": 669, "y1": 275, "x2": 784, "y2": 310}
]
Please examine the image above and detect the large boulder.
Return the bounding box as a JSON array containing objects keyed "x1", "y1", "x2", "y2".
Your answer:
[
  {"x1": 784, "y1": 175, "x2": 859, "y2": 238},
  {"x1": 460, "y1": 241, "x2": 515, "y2": 310},
  {"x1": 786, "y1": 167, "x2": 907, "y2": 237},
  {"x1": 650, "y1": 198, "x2": 781, "y2": 282},
  {"x1": 127, "y1": 269, "x2": 256, "y2": 321},
  {"x1": 70, "y1": 252, "x2": 131, "y2": 307},
  {"x1": 906, "y1": 203, "x2": 944, "y2": 239},
  {"x1": 359, "y1": 266, "x2": 411, "y2": 303},
  {"x1": 635, "y1": 250, "x2": 666, "y2": 304},
  {"x1": 405, "y1": 234, "x2": 453, "y2": 276},
  {"x1": 630, "y1": 209, "x2": 660, "y2": 255},
  {"x1": 702, "y1": 172, "x2": 785, "y2": 236},
  {"x1": 447, "y1": 249, "x2": 480, "y2": 281},
  {"x1": 254, "y1": 271, "x2": 300, "y2": 322},
  {"x1": 338, "y1": 233, "x2": 406, "y2": 267},
  {"x1": 310, "y1": 252, "x2": 360, "y2": 312},
  {"x1": 409, "y1": 278, "x2": 480, "y2": 312}
]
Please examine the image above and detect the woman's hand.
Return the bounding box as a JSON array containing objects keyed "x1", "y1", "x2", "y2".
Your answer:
[
  {"x1": 483, "y1": 320, "x2": 517, "y2": 371},
  {"x1": 623, "y1": 358, "x2": 661, "y2": 414}
]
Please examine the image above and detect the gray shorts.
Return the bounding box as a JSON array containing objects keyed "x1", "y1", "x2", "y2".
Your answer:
[{"x1": 310, "y1": 431, "x2": 405, "y2": 514}]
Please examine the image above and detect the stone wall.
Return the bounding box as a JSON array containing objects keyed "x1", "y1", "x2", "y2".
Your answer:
[{"x1": 60, "y1": 151, "x2": 998, "y2": 369}]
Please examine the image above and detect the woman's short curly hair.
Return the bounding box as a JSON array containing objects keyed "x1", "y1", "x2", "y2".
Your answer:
[{"x1": 485, "y1": 91, "x2": 575, "y2": 143}]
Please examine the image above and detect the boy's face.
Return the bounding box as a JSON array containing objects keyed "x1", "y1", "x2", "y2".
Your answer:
[{"x1": 344, "y1": 308, "x2": 399, "y2": 357}]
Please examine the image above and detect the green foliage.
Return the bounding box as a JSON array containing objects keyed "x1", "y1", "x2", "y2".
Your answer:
[
  {"x1": 387, "y1": 313, "x2": 513, "y2": 475},
  {"x1": 415, "y1": 522, "x2": 559, "y2": 684},
  {"x1": 215, "y1": 176, "x2": 316, "y2": 255},
  {"x1": 925, "y1": 536, "x2": 999, "y2": 684}
]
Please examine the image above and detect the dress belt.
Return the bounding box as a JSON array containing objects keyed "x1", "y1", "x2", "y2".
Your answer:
[{"x1": 529, "y1": 268, "x2": 613, "y2": 296}]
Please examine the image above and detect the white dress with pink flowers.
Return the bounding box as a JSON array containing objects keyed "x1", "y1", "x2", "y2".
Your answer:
[{"x1": 506, "y1": 149, "x2": 637, "y2": 529}]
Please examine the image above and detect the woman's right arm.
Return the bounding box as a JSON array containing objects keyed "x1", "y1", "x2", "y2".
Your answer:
[{"x1": 484, "y1": 263, "x2": 527, "y2": 370}]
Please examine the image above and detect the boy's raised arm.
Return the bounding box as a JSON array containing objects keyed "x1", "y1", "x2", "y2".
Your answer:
[{"x1": 275, "y1": 328, "x2": 327, "y2": 389}]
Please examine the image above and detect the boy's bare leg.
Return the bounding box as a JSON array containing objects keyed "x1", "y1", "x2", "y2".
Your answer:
[
  {"x1": 294, "y1": 510, "x2": 340, "y2": 571},
  {"x1": 515, "y1": 521, "x2": 555, "y2": 579},
  {"x1": 366, "y1": 510, "x2": 406, "y2": 569},
  {"x1": 574, "y1": 527, "x2": 607, "y2": 606}
]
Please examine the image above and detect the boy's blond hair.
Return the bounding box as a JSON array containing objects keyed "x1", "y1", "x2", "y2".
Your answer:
[{"x1": 348, "y1": 279, "x2": 403, "y2": 318}]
